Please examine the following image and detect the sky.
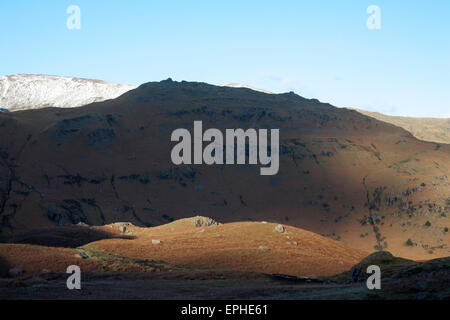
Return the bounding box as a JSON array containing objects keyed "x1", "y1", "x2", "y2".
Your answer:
[{"x1": 1, "y1": 0, "x2": 449, "y2": 118}]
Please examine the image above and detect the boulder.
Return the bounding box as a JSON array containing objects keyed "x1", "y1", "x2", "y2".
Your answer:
[
  {"x1": 114, "y1": 222, "x2": 133, "y2": 233},
  {"x1": 76, "y1": 222, "x2": 89, "y2": 227},
  {"x1": 75, "y1": 248, "x2": 90, "y2": 259},
  {"x1": 274, "y1": 224, "x2": 285, "y2": 233}
]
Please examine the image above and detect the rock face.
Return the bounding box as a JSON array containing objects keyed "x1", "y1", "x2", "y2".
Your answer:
[{"x1": 0, "y1": 74, "x2": 136, "y2": 112}]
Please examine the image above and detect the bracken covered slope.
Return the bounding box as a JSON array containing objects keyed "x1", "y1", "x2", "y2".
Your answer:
[
  {"x1": 0, "y1": 218, "x2": 368, "y2": 278},
  {"x1": 0, "y1": 79, "x2": 449, "y2": 260}
]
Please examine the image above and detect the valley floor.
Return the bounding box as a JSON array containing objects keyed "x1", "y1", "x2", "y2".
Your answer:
[
  {"x1": 1, "y1": 270, "x2": 449, "y2": 300},
  {"x1": 1, "y1": 218, "x2": 449, "y2": 300}
]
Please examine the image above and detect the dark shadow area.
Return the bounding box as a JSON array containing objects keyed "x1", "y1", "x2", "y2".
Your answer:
[
  {"x1": 0, "y1": 256, "x2": 9, "y2": 278},
  {"x1": 7, "y1": 225, "x2": 135, "y2": 248},
  {"x1": 268, "y1": 273, "x2": 324, "y2": 284},
  {"x1": 0, "y1": 235, "x2": 8, "y2": 244}
]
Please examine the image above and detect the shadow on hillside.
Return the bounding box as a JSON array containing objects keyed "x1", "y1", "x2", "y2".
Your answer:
[
  {"x1": 7, "y1": 225, "x2": 135, "y2": 248},
  {"x1": 0, "y1": 256, "x2": 9, "y2": 278}
]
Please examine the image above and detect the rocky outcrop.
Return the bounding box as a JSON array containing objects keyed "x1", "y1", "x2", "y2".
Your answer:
[{"x1": 192, "y1": 216, "x2": 219, "y2": 228}]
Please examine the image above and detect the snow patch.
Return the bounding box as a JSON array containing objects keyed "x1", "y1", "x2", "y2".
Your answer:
[
  {"x1": 0, "y1": 74, "x2": 137, "y2": 112},
  {"x1": 0, "y1": 76, "x2": 10, "y2": 99},
  {"x1": 222, "y1": 83, "x2": 273, "y2": 94}
]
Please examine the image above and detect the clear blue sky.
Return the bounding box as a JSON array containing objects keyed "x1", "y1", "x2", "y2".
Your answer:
[{"x1": 1, "y1": 0, "x2": 449, "y2": 117}]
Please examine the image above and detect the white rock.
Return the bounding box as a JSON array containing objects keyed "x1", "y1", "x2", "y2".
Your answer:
[{"x1": 274, "y1": 224, "x2": 286, "y2": 233}]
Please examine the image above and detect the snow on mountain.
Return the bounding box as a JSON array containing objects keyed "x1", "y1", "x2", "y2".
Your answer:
[
  {"x1": 222, "y1": 83, "x2": 273, "y2": 94},
  {"x1": 0, "y1": 74, "x2": 137, "y2": 112}
]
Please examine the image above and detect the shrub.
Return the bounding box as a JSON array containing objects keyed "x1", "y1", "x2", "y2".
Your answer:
[
  {"x1": 406, "y1": 238, "x2": 414, "y2": 246},
  {"x1": 425, "y1": 221, "x2": 431, "y2": 227}
]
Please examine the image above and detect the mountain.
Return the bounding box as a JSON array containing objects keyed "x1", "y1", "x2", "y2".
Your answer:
[
  {"x1": 0, "y1": 79, "x2": 449, "y2": 261},
  {"x1": 354, "y1": 108, "x2": 450, "y2": 145},
  {"x1": 0, "y1": 74, "x2": 136, "y2": 112}
]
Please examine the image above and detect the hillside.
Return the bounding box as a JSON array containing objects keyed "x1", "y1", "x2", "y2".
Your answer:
[
  {"x1": 0, "y1": 79, "x2": 449, "y2": 261},
  {"x1": 1, "y1": 218, "x2": 367, "y2": 278},
  {"x1": 354, "y1": 108, "x2": 450, "y2": 145},
  {"x1": 1, "y1": 219, "x2": 449, "y2": 300}
]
